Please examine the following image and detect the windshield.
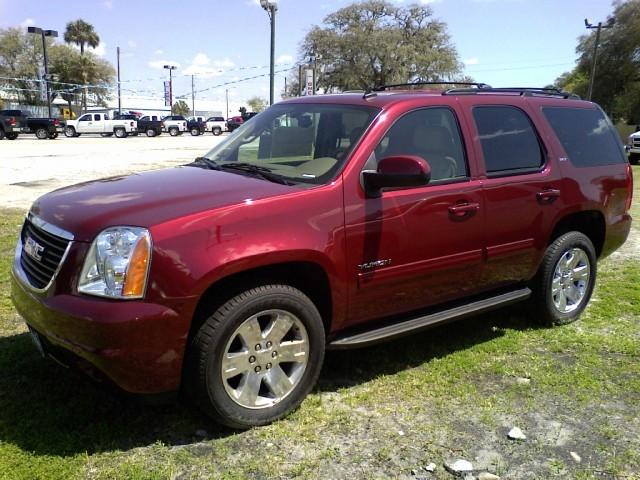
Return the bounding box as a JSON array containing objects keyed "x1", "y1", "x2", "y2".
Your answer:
[{"x1": 202, "y1": 103, "x2": 379, "y2": 184}]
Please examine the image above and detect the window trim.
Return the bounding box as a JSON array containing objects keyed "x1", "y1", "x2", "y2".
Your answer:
[
  {"x1": 472, "y1": 104, "x2": 548, "y2": 178},
  {"x1": 362, "y1": 105, "x2": 471, "y2": 190}
]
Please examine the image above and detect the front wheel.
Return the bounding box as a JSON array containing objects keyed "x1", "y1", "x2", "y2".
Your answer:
[
  {"x1": 146, "y1": 128, "x2": 157, "y2": 137},
  {"x1": 114, "y1": 128, "x2": 127, "y2": 138},
  {"x1": 630, "y1": 153, "x2": 639, "y2": 165},
  {"x1": 48, "y1": 132, "x2": 58, "y2": 139},
  {"x1": 190, "y1": 127, "x2": 200, "y2": 136},
  {"x1": 64, "y1": 126, "x2": 76, "y2": 137},
  {"x1": 531, "y1": 232, "x2": 596, "y2": 326},
  {"x1": 169, "y1": 127, "x2": 179, "y2": 137},
  {"x1": 186, "y1": 285, "x2": 325, "y2": 429},
  {"x1": 212, "y1": 127, "x2": 222, "y2": 136},
  {"x1": 35, "y1": 128, "x2": 48, "y2": 140},
  {"x1": 6, "y1": 133, "x2": 18, "y2": 140}
]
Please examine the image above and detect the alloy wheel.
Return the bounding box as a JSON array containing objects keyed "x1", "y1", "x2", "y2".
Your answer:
[{"x1": 551, "y1": 247, "x2": 591, "y2": 313}]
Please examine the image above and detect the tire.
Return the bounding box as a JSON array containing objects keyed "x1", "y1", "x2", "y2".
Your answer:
[
  {"x1": 212, "y1": 127, "x2": 222, "y2": 136},
  {"x1": 630, "y1": 153, "x2": 639, "y2": 165},
  {"x1": 531, "y1": 232, "x2": 597, "y2": 326},
  {"x1": 48, "y1": 132, "x2": 58, "y2": 139},
  {"x1": 6, "y1": 133, "x2": 18, "y2": 140},
  {"x1": 0, "y1": 129, "x2": 5, "y2": 140},
  {"x1": 169, "y1": 127, "x2": 179, "y2": 137},
  {"x1": 35, "y1": 128, "x2": 48, "y2": 140},
  {"x1": 190, "y1": 127, "x2": 200, "y2": 136},
  {"x1": 114, "y1": 128, "x2": 127, "y2": 138},
  {"x1": 64, "y1": 126, "x2": 76, "y2": 137},
  {"x1": 186, "y1": 284, "x2": 325, "y2": 429},
  {"x1": 146, "y1": 128, "x2": 156, "y2": 137}
]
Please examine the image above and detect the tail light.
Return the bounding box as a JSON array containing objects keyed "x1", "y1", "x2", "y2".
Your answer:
[
  {"x1": 53, "y1": 119, "x2": 60, "y2": 126},
  {"x1": 625, "y1": 163, "x2": 633, "y2": 212},
  {"x1": 8, "y1": 117, "x2": 16, "y2": 126},
  {"x1": 130, "y1": 121, "x2": 134, "y2": 127},
  {"x1": 161, "y1": 122, "x2": 165, "y2": 128}
]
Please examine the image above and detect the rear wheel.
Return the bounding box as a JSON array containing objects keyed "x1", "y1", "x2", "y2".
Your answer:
[
  {"x1": 35, "y1": 128, "x2": 48, "y2": 140},
  {"x1": 169, "y1": 127, "x2": 179, "y2": 137},
  {"x1": 190, "y1": 127, "x2": 200, "y2": 136},
  {"x1": 6, "y1": 133, "x2": 18, "y2": 140},
  {"x1": 212, "y1": 127, "x2": 222, "y2": 136},
  {"x1": 146, "y1": 128, "x2": 157, "y2": 137},
  {"x1": 114, "y1": 127, "x2": 127, "y2": 138},
  {"x1": 630, "y1": 153, "x2": 639, "y2": 165},
  {"x1": 64, "y1": 126, "x2": 76, "y2": 137},
  {"x1": 0, "y1": 129, "x2": 5, "y2": 140},
  {"x1": 531, "y1": 232, "x2": 596, "y2": 326},
  {"x1": 48, "y1": 132, "x2": 58, "y2": 139},
  {"x1": 186, "y1": 285, "x2": 325, "y2": 429}
]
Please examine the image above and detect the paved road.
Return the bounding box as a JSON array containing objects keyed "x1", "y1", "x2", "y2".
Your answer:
[{"x1": 1, "y1": 133, "x2": 226, "y2": 209}]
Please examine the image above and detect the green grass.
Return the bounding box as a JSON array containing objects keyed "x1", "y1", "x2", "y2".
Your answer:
[{"x1": 0, "y1": 166, "x2": 638, "y2": 479}]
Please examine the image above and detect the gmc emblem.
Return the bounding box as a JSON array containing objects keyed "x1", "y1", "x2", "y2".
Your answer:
[{"x1": 24, "y1": 236, "x2": 45, "y2": 261}]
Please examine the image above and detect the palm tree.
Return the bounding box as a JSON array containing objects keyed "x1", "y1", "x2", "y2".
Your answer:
[{"x1": 64, "y1": 20, "x2": 100, "y2": 109}]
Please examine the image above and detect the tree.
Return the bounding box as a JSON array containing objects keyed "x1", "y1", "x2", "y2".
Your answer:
[
  {"x1": 239, "y1": 106, "x2": 247, "y2": 116},
  {"x1": 289, "y1": 0, "x2": 462, "y2": 93},
  {"x1": 64, "y1": 19, "x2": 100, "y2": 110},
  {"x1": 173, "y1": 100, "x2": 190, "y2": 116},
  {"x1": 555, "y1": 0, "x2": 640, "y2": 122},
  {"x1": 0, "y1": 28, "x2": 43, "y2": 105},
  {"x1": 247, "y1": 96, "x2": 268, "y2": 113}
]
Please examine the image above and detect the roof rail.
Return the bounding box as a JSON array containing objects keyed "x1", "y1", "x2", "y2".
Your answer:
[
  {"x1": 443, "y1": 87, "x2": 580, "y2": 99},
  {"x1": 372, "y1": 81, "x2": 491, "y2": 92}
]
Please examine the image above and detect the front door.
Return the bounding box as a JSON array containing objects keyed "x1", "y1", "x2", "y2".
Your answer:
[{"x1": 344, "y1": 106, "x2": 486, "y2": 327}]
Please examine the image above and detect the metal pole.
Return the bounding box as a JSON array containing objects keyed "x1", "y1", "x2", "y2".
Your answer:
[
  {"x1": 169, "y1": 68, "x2": 173, "y2": 114},
  {"x1": 284, "y1": 76, "x2": 287, "y2": 97},
  {"x1": 117, "y1": 46, "x2": 121, "y2": 114},
  {"x1": 298, "y1": 65, "x2": 303, "y2": 96},
  {"x1": 587, "y1": 22, "x2": 602, "y2": 101},
  {"x1": 41, "y1": 31, "x2": 52, "y2": 118},
  {"x1": 226, "y1": 89, "x2": 229, "y2": 119},
  {"x1": 191, "y1": 74, "x2": 195, "y2": 115},
  {"x1": 269, "y1": 5, "x2": 276, "y2": 105}
]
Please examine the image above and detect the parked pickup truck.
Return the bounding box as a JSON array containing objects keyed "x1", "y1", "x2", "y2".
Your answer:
[
  {"x1": 627, "y1": 129, "x2": 640, "y2": 165},
  {"x1": 136, "y1": 115, "x2": 164, "y2": 137},
  {"x1": 0, "y1": 109, "x2": 63, "y2": 140},
  {"x1": 205, "y1": 116, "x2": 227, "y2": 136},
  {"x1": 187, "y1": 117, "x2": 206, "y2": 136},
  {"x1": 162, "y1": 115, "x2": 188, "y2": 136},
  {"x1": 11, "y1": 85, "x2": 633, "y2": 429},
  {"x1": 65, "y1": 112, "x2": 138, "y2": 138}
]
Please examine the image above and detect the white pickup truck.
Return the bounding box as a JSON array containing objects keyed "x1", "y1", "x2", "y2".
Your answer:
[
  {"x1": 162, "y1": 115, "x2": 189, "y2": 136},
  {"x1": 205, "y1": 116, "x2": 227, "y2": 136},
  {"x1": 627, "y1": 130, "x2": 640, "y2": 165},
  {"x1": 64, "y1": 113, "x2": 138, "y2": 138}
]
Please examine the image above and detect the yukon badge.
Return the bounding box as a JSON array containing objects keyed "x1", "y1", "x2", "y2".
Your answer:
[
  {"x1": 24, "y1": 236, "x2": 45, "y2": 261},
  {"x1": 357, "y1": 259, "x2": 392, "y2": 271}
]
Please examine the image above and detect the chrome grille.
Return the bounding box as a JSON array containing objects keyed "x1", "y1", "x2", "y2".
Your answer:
[{"x1": 19, "y1": 218, "x2": 71, "y2": 289}]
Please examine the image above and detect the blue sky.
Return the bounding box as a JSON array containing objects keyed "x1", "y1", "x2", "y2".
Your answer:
[{"x1": 1, "y1": 0, "x2": 613, "y2": 114}]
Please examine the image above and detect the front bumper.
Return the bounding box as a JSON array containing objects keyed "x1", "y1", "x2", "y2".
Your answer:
[{"x1": 10, "y1": 264, "x2": 187, "y2": 395}]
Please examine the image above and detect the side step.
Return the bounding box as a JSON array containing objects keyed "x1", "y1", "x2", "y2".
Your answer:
[{"x1": 328, "y1": 288, "x2": 532, "y2": 350}]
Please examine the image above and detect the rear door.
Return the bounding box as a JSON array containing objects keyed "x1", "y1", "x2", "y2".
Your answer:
[{"x1": 464, "y1": 99, "x2": 564, "y2": 287}]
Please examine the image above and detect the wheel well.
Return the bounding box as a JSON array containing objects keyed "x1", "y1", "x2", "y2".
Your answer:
[
  {"x1": 549, "y1": 211, "x2": 606, "y2": 257},
  {"x1": 188, "y1": 262, "x2": 333, "y2": 343}
]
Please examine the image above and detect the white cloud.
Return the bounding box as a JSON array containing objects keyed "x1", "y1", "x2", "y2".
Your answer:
[
  {"x1": 154, "y1": 49, "x2": 164, "y2": 55},
  {"x1": 276, "y1": 54, "x2": 293, "y2": 64},
  {"x1": 127, "y1": 40, "x2": 137, "y2": 49},
  {"x1": 183, "y1": 53, "x2": 235, "y2": 78},
  {"x1": 148, "y1": 60, "x2": 181, "y2": 69},
  {"x1": 464, "y1": 57, "x2": 480, "y2": 65},
  {"x1": 19, "y1": 18, "x2": 35, "y2": 29},
  {"x1": 246, "y1": 0, "x2": 260, "y2": 6},
  {"x1": 72, "y1": 41, "x2": 107, "y2": 56}
]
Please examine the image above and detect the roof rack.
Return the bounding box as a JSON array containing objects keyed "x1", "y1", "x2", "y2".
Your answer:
[
  {"x1": 363, "y1": 81, "x2": 492, "y2": 99},
  {"x1": 443, "y1": 87, "x2": 580, "y2": 99}
]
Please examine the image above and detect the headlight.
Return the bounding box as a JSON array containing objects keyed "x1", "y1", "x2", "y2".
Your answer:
[{"x1": 78, "y1": 227, "x2": 151, "y2": 299}]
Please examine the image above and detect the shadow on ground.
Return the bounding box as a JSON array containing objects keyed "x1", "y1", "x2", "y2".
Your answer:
[{"x1": 0, "y1": 304, "x2": 540, "y2": 458}]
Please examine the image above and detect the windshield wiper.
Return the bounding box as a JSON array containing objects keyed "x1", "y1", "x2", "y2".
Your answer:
[
  {"x1": 188, "y1": 156, "x2": 221, "y2": 170},
  {"x1": 218, "y1": 163, "x2": 294, "y2": 185}
]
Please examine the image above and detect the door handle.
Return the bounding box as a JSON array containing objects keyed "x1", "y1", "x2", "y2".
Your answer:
[
  {"x1": 536, "y1": 189, "x2": 561, "y2": 204},
  {"x1": 448, "y1": 202, "x2": 480, "y2": 217}
]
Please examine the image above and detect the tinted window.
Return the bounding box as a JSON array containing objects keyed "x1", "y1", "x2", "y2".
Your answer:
[
  {"x1": 542, "y1": 107, "x2": 626, "y2": 167},
  {"x1": 374, "y1": 107, "x2": 468, "y2": 181},
  {"x1": 473, "y1": 106, "x2": 543, "y2": 175},
  {"x1": 94, "y1": 114, "x2": 101, "y2": 121},
  {"x1": 79, "y1": 114, "x2": 91, "y2": 121}
]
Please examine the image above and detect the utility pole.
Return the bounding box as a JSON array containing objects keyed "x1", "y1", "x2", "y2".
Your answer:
[
  {"x1": 27, "y1": 26, "x2": 58, "y2": 118},
  {"x1": 584, "y1": 18, "x2": 614, "y2": 101},
  {"x1": 164, "y1": 65, "x2": 177, "y2": 114},
  {"x1": 117, "y1": 46, "x2": 121, "y2": 114},
  {"x1": 191, "y1": 74, "x2": 195, "y2": 116},
  {"x1": 260, "y1": 0, "x2": 278, "y2": 105},
  {"x1": 225, "y1": 89, "x2": 229, "y2": 119}
]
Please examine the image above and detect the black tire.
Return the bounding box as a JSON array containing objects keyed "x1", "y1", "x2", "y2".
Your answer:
[
  {"x1": 186, "y1": 284, "x2": 325, "y2": 429},
  {"x1": 212, "y1": 127, "x2": 222, "y2": 136},
  {"x1": 35, "y1": 128, "x2": 48, "y2": 140},
  {"x1": 6, "y1": 133, "x2": 18, "y2": 140},
  {"x1": 169, "y1": 127, "x2": 179, "y2": 137},
  {"x1": 64, "y1": 126, "x2": 76, "y2": 137},
  {"x1": 630, "y1": 153, "x2": 639, "y2": 165},
  {"x1": 531, "y1": 231, "x2": 597, "y2": 326},
  {"x1": 146, "y1": 128, "x2": 156, "y2": 137},
  {"x1": 0, "y1": 129, "x2": 5, "y2": 140},
  {"x1": 48, "y1": 132, "x2": 58, "y2": 139},
  {"x1": 114, "y1": 128, "x2": 127, "y2": 138},
  {"x1": 190, "y1": 127, "x2": 200, "y2": 136}
]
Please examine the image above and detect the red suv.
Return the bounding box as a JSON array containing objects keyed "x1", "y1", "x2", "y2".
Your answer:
[{"x1": 11, "y1": 84, "x2": 633, "y2": 428}]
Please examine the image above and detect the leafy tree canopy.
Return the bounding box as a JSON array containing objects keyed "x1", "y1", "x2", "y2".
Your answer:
[
  {"x1": 173, "y1": 100, "x2": 190, "y2": 116},
  {"x1": 247, "y1": 96, "x2": 268, "y2": 112}
]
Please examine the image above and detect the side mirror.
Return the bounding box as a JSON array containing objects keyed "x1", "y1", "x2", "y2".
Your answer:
[{"x1": 362, "y1": 155, "x2": 431, "y2": 198}]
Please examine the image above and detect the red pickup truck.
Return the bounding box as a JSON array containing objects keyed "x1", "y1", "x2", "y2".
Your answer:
[{"x1": 11, "y1": 85, "x2": 633, "y2": 428}]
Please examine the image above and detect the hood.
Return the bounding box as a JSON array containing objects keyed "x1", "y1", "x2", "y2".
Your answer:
[{"x1": 30, "y1": 166, "x2": 295, "y2": 241}]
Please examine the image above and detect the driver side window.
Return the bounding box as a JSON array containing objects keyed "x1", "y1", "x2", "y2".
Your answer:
[{"x1": 374, "y1": 107, "x2": 468, "y2": 182}]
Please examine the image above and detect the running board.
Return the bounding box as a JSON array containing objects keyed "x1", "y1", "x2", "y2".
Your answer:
[{"x1": 328, "y1": 288, "x2": 532, "y2": 349}]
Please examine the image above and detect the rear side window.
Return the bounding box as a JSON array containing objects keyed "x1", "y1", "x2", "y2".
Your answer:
[
  {"x1": 542, "y1": 107, "x2": 626, "y2": 167},
  {"x1": 473, "y1": 106, "x2": 544, "y2": 175}
]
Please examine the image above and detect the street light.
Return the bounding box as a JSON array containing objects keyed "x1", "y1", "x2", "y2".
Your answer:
[
  {"x1": 584, "y1": 18, "x2": 615, "y2": 101},
  {"x1": 260, "y1": 0, "x2": 278, "y2": 106},
  {"x1": 27, "y1": 26, "x2": 58, "y2": 118},
  {"x1": 164, "y1": 64, "x2": 177, "y2": 114}
]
